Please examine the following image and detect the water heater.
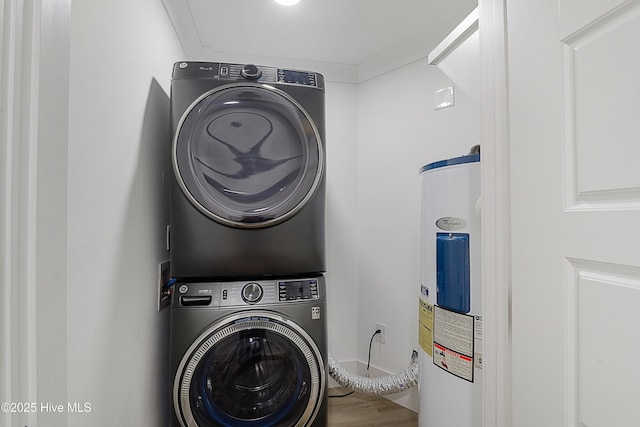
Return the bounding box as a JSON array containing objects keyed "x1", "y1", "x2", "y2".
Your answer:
[{"x1": 418, "y1": 152, "x2": 481, "y2": 427}]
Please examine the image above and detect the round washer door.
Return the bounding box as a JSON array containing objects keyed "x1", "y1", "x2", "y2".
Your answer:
[
  {"x1": 174, "y1": 311, "x2": 326, "y2": 427},
  {"x1": 173, "y1": 83, "x2": 324, "y2": 228}
]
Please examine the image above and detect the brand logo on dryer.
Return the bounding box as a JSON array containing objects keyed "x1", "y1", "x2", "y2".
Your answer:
[{"x1": 435, "y1": 217, "x2": 467, "y2": 231}]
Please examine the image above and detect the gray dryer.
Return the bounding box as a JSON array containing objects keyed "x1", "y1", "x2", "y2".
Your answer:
[{"x1": 169, "y1": 62, "x2": 326, "y2": 279}]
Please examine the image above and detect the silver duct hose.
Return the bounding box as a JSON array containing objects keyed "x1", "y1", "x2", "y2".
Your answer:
[{"x1": 327, "y1": 350, "x2": 419, "y2": 395}]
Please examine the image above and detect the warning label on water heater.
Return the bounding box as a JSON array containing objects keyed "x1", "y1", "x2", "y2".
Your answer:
[
  {"x1": 433, "y1": 305, "x2": 475, "y2": 382},
  {"x1": 418, "y1": 298, "x2": 434, "y2": 357}
]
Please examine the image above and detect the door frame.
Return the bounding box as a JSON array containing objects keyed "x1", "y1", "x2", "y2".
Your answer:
[
  {"x1": 479, "y1": 1, "x2": 512, "y2": 426},
  {"x1": 0, "y1": 0, "x2": 70, "y2": 425}
]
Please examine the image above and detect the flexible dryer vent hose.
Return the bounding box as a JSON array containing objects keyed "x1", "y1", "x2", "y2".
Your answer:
[{"x1": 327, "y1": 350, "x2": 419, "y2": 395}]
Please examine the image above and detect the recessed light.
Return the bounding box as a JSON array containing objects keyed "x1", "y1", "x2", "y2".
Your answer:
[{"x1": 274, "y1": 0, "x2": 300, "y2": 5}]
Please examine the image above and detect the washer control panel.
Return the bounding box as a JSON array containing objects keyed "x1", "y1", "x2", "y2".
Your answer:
[
  {"x1": 173, "y1": 61, "x2": 323, "y2": 88},
  {"x1": 174, "y1": 277, "x2": 323, "y2": 308},
  {"x1": 278, "y1": 279, "x2": 319, "y2": 301}
]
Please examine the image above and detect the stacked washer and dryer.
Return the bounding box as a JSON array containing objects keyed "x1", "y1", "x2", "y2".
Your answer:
[{"x1": 168, "y1": 62, "x2": 328, "y2": 427}]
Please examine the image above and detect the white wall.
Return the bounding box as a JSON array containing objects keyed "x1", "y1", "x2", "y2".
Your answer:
[
  {"x1": 354, "y1": 59, "x2": 480, "y2": 410},
  {"x1": 67, "y1": 0, "x2": 183, "y2": 425},
  {"x1": 325, "y1": 82, "x2": 360, "y2": 362}
]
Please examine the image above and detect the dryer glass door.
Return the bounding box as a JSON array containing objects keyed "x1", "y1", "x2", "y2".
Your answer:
[
  {"x1": 175, "y1": 314, "x2": 325, "y2": 427},
  {"x1": 173, "y1": 84, "x2": 323, "y2": 228}
]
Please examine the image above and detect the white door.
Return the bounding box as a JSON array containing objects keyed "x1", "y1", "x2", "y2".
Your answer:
[{"x1": 507, "y1": 0, "x2": 640, "y2": 426}]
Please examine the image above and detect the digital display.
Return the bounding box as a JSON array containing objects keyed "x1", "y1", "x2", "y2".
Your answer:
[
  {"x1": 279, "y1": 279, "x2": 319, "y2": 300},
  {"x1": 278, "y1": 70, "x2": 317, "y2": 86}
]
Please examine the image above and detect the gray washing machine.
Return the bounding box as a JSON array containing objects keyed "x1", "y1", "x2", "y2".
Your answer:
[
  {"x1": 169, "y1": 61, "x2": 326, "y2": 279},
  {"x1": 170, "y1": 275, "x2": 328, "y2": 427}
]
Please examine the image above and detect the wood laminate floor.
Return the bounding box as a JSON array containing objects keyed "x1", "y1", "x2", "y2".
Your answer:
[{"x1": 327, "y1": 388, "x2": 418, "y2": 427}]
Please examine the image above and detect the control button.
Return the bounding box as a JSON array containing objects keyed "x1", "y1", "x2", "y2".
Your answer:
[
  {"x1": 222, "y1": 289, "x2": 228, "y2": 300},
  {"x1": 178, "y1": 284, "x2": 189, "y2": 294},
  {"x1": 241, "y1": 64, "x2": 262, "y2": 80},
  {"x1": 220, "y1": 66, "x2": 229, "y2": 77},
  {"x1": 242, "y1": 282, "x2": 263, "y2": 304}
]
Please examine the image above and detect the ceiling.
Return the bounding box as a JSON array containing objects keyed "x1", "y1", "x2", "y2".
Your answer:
[{"x1": 161, "y1": 0, "x2": 477, "y2": 82}]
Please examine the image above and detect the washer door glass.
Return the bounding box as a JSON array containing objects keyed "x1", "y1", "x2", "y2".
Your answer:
[
  {"x1": 175, "y1": 313, "x2": 325, "y2": 427},
  {"x1": 173, "y1": 84, "x2": 323, "y2": 228}
]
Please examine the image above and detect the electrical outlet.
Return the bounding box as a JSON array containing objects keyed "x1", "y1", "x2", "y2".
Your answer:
[
  {"x1": 158, "y1": 260, "x2": 171, "y2": 311},
  {"x1": 375, "y1": 322, "x2": 386, "y2": 344}
]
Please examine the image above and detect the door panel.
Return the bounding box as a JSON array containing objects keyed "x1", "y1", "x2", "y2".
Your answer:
[
  {"x1": 564, "y1": 3, "x2": 640, "y2": 203},
  {"x1": 560, "y1": 0, "x2": 629, "y2": 37},
  {"x1": 508, "y1": 0, "x2": 640, "y2": 426},
  {"x1": 562, "y1": 2, "x2": 640, "y2": 426},
  {"x1": 568, "y1": 261, "x2": 640, "y2": 427}
]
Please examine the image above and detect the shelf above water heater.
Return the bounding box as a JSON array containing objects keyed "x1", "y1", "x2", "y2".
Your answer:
[{"x1": 428, "y1": 7, "x2": 480, "y2": 104}]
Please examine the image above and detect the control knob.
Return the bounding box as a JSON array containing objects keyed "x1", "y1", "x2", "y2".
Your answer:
[
  {"x1": 242, "y1": 282, "x2": 263, "y2": 304},
  {"x1": 240, "y1": 64, "x2": 262, "y2": 80}
]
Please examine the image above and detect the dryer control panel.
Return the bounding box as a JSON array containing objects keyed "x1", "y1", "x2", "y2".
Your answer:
[
  {"x1": 172, "y1": 61, "x2": 324, "y2": 88},
  {"x1": 174, "y1": 277, "x2": 323, "y2": 308}
]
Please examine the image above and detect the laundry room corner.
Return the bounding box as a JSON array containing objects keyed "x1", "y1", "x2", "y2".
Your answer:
[
  {"x1": 2, "y1": 0, "x2": 487, "y2": 424},
  {"x1": 354, "y1": 58, "x2": 481, "y2": 411}
]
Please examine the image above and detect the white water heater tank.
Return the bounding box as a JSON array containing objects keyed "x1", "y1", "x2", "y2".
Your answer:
[{"x1": 418, "y1": 153, "x2": 482, "y2": 427}]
